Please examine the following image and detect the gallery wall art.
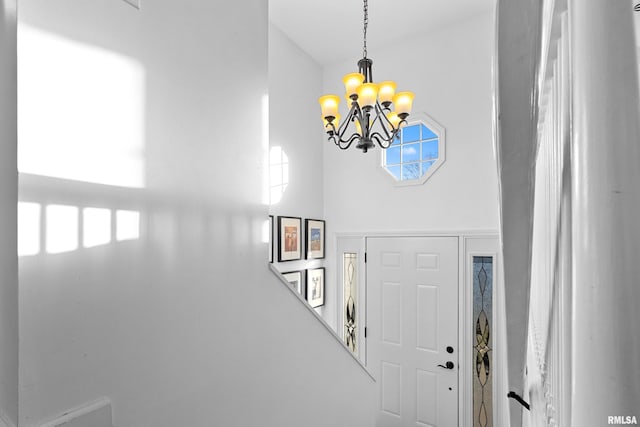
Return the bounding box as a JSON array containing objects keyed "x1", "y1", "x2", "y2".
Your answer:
[
  {"x1": 271, "y1": 215, "x2": 328, "y2": 310},
  {"x1": 277, "y1": 216, "x2": 302, "y2": 262},
  {"x1": 305, "y1": 219, "x2": 325, "y2": 259},
  {"x1": 282, "y1": 270, "x2": 304, "y2": 297},
  {"x1": 306, "y1": 267, "x2": 325, "y2": 308}
]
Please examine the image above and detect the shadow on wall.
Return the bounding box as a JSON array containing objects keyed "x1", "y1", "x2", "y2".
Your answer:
[
  {"x1": 18, "y1": 178, "x2": 265, "y2": 261},
  {"x1": 18, "y1": 185, "x2": 140, "y2": 257},
  {"x1": 18, "y1": 173, "x2": 263, "y2": 262},
  {"x1": 17, "y1": 22, "x2": 269, "y2": 259}
]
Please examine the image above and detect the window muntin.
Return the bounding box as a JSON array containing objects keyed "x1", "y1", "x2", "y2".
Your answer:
[{"x1": 381, "y1": 114, "x2": 445, "y2": 185}]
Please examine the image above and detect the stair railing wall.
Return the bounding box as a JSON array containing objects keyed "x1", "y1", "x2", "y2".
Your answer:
[
  {"x1": 524, "y1": 1, "x2": 640, "y2": 426},
  {"x1": 525, "y1": 2, "x2": 571, "y2": 426}
]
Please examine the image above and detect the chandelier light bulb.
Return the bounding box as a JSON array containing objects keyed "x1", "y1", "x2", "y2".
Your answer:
[
  {"x1": 343, "y1": 73, "x2": 365, "y2": 98},
  {"x1": 378, "y1": 81, "x2": 397, "y2": 107},
  {"x1": 393, "y1": 91, "x2": 415, "y2": 118},
  {"x1": 318, "y1": 95, "x2": 340, "y2": 120},
  {"x1": 356, "y1": 83, "x2": 379, "y2": 109},
  {"x1": 386, "y1": 111, "x2": 402, "y2": 130}
]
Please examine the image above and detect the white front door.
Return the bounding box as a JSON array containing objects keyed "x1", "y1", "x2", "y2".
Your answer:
[{"x1": 367, "y1": 236, "x2": 459, "y2": 426}]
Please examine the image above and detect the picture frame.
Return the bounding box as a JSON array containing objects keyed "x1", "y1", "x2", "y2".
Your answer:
[
  {"x1": 277, "y1": 216, "x2": 302, "y2": 262},
  {"x1": 306, "y1": 267, "x2": 325, "y2": 308},
  {"x1": 282, "y1": 270, "x2": 304, "y2": 297},
  {"x1": 305, "y1": 219, "x2": 325, "y2": 260},
  {"x1": 268, "y1": 215, "x2": 274, "y2": 263}
]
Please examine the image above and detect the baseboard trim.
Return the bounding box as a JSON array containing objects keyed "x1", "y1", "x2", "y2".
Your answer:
[{"x1": 39, "y1": 397, "x2": 111, "y2": 427}]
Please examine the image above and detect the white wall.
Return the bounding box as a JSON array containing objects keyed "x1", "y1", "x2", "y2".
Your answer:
[
  {"x1": 17, "y1": 1, "x2": 374, "y2": 426},
  {"x1": 268, "y1": 23, "x2": 329, "y2": 316},
  {"x1": 269, "y1": 24, "x2": 324, "y2": 219},
  {"x1": 0, "y1": 0, "x2": 19, "y2": 425},
  {"x1": 323, "y1": 11, "x2": 498, "y2": 234}
]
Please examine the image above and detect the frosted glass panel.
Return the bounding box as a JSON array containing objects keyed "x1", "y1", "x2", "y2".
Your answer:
[
  {"x1": 473, "y1": 256, "x2": 493, "y2": 427},
  {"x1": 343, "y1": 253, "x2": 358, "y2": 355}
]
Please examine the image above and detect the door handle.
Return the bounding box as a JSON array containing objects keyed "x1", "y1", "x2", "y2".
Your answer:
[{"x1": 437, "y1": 361, "x2": 455, "y2": 369}]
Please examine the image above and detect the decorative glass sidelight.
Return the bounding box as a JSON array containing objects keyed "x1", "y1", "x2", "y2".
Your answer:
[
  {"x1": 343, "y1": 253, "x2": 358, "y2": 355},
  {"x1": 473, "y1": 256, "x2": 493, "y2": 427}
]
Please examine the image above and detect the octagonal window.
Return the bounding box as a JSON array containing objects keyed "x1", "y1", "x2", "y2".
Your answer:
[{"x1": 381, "y1": 113, "x2": 445, "y2": 186}]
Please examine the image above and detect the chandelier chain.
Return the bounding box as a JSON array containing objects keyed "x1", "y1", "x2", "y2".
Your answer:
[{"x1": 363, "y1": 0, "x2": 368, "y2": 58}]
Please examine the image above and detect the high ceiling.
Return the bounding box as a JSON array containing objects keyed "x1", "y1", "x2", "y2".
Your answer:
[{"x1": 269, "y1": 0, "x2": 495, "y2": 66}]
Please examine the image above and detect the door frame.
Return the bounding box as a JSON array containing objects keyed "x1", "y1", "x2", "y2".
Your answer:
[{"x1": 334, "y1": 231, "x2": 506, "y2": 425}]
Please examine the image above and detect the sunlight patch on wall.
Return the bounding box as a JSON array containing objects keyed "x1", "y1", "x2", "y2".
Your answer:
[
  {"x1": 269, "y1": 146, "x2": 289, "y2": 205},
  {"x1": 18, "y1": 24, "x2": 146, "y2": 188},
  {"x1": 18, "y1": 202, "x2": 41, "y2": 256},
  {"x1": 116, "y1": 210, "x2": 140, "y2": 241},
  {"x1": 46, "y1": 205, "x2": 79, "y2": 254},
  {"x1": 18, "y1": 202, "x2": 141, "y2": 256},
  {"x1": 83, "y1": 207, "x2": 111, "y2": 248}
]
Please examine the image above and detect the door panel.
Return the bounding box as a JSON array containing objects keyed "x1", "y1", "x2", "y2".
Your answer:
[
  {"x1": 382, "y1": 282, "x2": 402, "y2": 345},
  {"x1": 368, "y1": 237, "x2": 458, "y2": 427}
]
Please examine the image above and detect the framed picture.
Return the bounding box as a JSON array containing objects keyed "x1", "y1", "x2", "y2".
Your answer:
[
  {"x1": 282, "y1": 270, "x2": 304, "y2": 296},
  {"x1": 305, "y1": 219, "x2": 325, "y2": 259},
  {"x1": 268, "y1": 215, "x2": 274, "y2": 263},
  {"x1": 306, "y1": 267, "x2": 325, "y2": 308},
  {"x1": 277, "y1": 216, "x2": 302, "y2": 262}
]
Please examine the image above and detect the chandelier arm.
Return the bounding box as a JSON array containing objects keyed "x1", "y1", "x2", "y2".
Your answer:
[
  {"x1": 334, "y1": 101, "x2": 360, "y2": 139},
  {"x1": 373, "y1": 101, "x2": 396, "y2": 140},
  {"x1": 370, "y1": 131, "x2": 396, "y2": 148},
  {"x1": 324, "y1": 101, "x2": 358, "y2": 140},
  {"x1": 370, "y1": 134, "x2": 392, "y2": 150},
  {"x1": 334, "y1": 132, "x2": 360, "y2": 150},
  {"x1": 369, "y1": 104, "x2": 382, "y2": 128},
  {"x1": 357, "y1": 108, "x2": 372, "y2": 140},
  {"x1": 331, "y1": 103, "x2": 362, "y2": 150}
]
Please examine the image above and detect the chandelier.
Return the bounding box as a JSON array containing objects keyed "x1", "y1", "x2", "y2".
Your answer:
[{"x1": 319, "y1": 0, "x2": 415, "y2": 153}]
